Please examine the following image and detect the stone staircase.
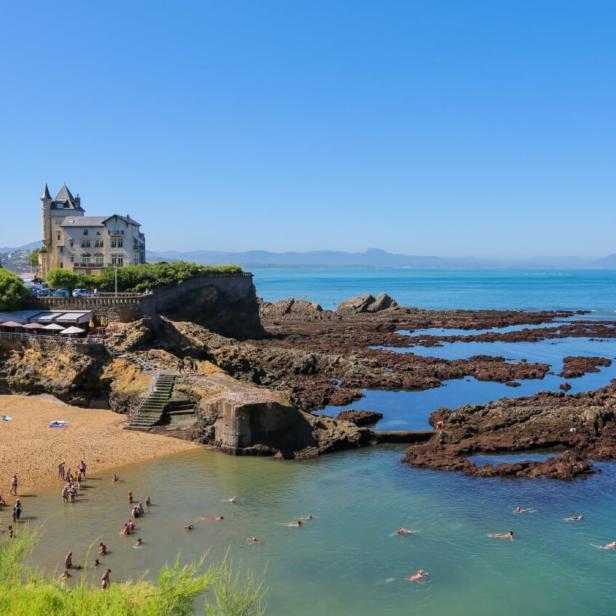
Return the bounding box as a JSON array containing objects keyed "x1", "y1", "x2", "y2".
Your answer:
[{"x1": 128, "y1": 373, "x2": 176, "y2": 430}]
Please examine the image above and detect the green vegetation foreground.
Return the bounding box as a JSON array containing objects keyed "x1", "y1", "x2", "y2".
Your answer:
[{"x1": 0, "y1": 530, "x2": 264, "y2": 616}]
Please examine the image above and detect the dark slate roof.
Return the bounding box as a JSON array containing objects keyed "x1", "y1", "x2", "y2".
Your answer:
[
  {"x1": 60, "y1": 214, "x2": 142, "y2": 227},
  {"x1": 41, "y1": 183, "x2": 51, "y2": 200},
  {"x1": 60, "y1": 216, "x2": 107, "y2": 227},
  {"x1": 54, "y1": 183, "x2": 75, "y2": 203}
]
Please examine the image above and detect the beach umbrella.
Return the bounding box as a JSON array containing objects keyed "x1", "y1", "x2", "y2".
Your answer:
[
  {"x1": 60, "y1": 326, "x2": 86, "y2": 335},
  {"x1": 43, "y1": 323, "x2": 65, "y2": 331},
  {"x1": 0, "y1": 321, "x2": 24, "y2": 328},
  {"x1": 22, "y1": 322, "x2": 45, "y2": 330}
]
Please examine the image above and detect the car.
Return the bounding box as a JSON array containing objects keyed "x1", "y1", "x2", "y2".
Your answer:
[
  {"x1": 34, "y1": 288, "x2": 51, "y2": 297},
  {"x1": 52, "y1": 288, "x2": 70, "y2": 298},
  {"x1": 72, "y1": 288, "x2": 92, "y2": 298}
]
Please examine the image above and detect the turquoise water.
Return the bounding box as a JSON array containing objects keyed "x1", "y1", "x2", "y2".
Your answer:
[
  {"x1": 252, "y1": 268, "x2": 616, "y2": 315},
  {"x1": 22, "y1": 448, "x2": 616, "y2": 616},
  {"x1": 15, "y1": 270, "x2": 616, "y2": 614}
]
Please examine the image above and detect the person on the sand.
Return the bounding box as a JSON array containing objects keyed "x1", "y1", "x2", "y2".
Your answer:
[
  {"x1": 101, "y1": 568, "x2": 111, "y2": 590},
  {"x1": 488, "y1": 531, "x2": 514, "y2": 541},
  {"x1": 58, "y1": 462, "x2": 65, "y2": 479},
  {"x1": 79, "y1": 460, "x2": 87, "y2": 479},
  {"x1": 0, "y1": 495, "x2": 6, "y2": 509},
  {"x1": 10, "y1": 474, "x2": 17, "y2": 496},
  {"x1": 409, "y1": 569, "x2": 429, "y2": 583}
]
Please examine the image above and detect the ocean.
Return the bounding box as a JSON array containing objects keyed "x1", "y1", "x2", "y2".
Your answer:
[{"x1": 27, "y1": 269, "x2": 616, "y2": 615}]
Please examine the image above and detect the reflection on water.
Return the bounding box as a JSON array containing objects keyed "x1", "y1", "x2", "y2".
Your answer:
[{"x1": 20, "y1": 448, "x2": 616, "y2": 616}]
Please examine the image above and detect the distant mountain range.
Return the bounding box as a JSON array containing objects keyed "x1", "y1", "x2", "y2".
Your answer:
[
  {"x1": 2, "y1": 242, "x2": 615, "y2": 271},
  {"x1": 147, "y1": 248, "x2": 616, "y2": 270}
]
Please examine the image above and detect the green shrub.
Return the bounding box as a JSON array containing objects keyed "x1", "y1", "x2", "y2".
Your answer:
[
  {"x1": 45, "y1": 269, "x2": 92, "y2": 291},
  {"x1": 0, "y1": 269, "x2": 29, "y2": 310},
  {"x1": 0, "y1": 530, "x2": 264, "y2": 616}
]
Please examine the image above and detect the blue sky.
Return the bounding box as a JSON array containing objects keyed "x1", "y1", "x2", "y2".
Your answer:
[{"x1": 0, "y1": 1, "x2": 614, "y2": 257}]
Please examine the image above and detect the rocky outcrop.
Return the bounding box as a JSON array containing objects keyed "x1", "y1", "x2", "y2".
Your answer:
[
  {"x1": 335, "y1": 409, "x2": 383, "y2": 426},
  {"x1": 336, "y1": 293, "x2": 398, "y2": 315},
  {"x1": 0, "y1": 338, "x2": 110, "y2": 406},
  {"x1": 560, "y1": 356, "x2": 612, "y2": 379},
  {"x1": 260, "y1": 298, "x2": 326, "y2": 321},
  {"x1": 403, "y1": 382, "x2": 616, "y2": 479}
]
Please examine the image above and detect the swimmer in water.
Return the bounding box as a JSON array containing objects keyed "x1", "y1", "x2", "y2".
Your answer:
[
  {"x1": 133, "y1": 538, "x2": 143, "y2": 549},
  {"x1": 202, "y1": 516, "x2": 224, "y2": 522},
  {"x1": 247, "y1": 536, "x2": 260, "y2": 544},
  {"x1": 112, "y1": 474, "x2": 119, "y2": 483},
  {"x1": 60, "y1": 569, "x2": 71, "y2": 581},
  {"x1": 145, "y1": 496, "x2": 151, "y2": 506},
  {"x1": 64, "y1": 551, "x2": 73, "y2": 569},
  {"x1": 602, "y1": 540, "x2": 616, "y2": 550},
  {"x1": 563, "y1": 515, "x2": 584, "y2": 522},
  {"x1": 395, "y1": 528, "x2": 414, "y2": 536},
  {"x1": 488, "y1": 531, "x2": 515, "y2": 542},
  {"x1": 98, "y1": 542, "x2": 107, "y2": 556},
  {"x1": 92, "y1": 558, "x2": 101, "y2": 568},
  {"x1": 224, "y1": 497, "x2": 237, "y2": 503},
  {"x1": 513, "y1": 506, "x2": 537, "y2": 514},
  {"x1": 408, "y1": 569, "x2": 429, "y2": 583},
  {"x1": 283, "y1": 520, "x2": 303, "y2": 528},
  {"x1": 184, "y1": 523, "x2": 194, "y2": 531},
  {"x1": 299, "y1": 515, "x2": 316, "y2": 521}
]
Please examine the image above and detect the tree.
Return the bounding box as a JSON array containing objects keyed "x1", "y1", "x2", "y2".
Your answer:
[
  {"x1": 0, "y1": 269, "x2": 29, "y2": 311},
  {"x1": 29, "y1": 248, "x2": 41, "y2": 268},
  {"x1": 45, "y1": 269, "x2": 87, "y2": 291}
]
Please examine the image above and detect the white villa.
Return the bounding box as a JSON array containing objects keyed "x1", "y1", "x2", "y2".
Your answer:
[{"x1": 39, "y1": 184, "x2": 146, "y2": 276}]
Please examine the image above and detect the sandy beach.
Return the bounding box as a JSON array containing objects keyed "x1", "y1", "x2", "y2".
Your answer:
[{"x1": 0, "y1": 395, "x2": 199, "y2": 493}]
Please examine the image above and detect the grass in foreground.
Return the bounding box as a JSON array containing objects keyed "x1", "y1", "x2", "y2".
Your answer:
[{"x1": 0, "y1": 530, "x2": 264, "y2": 616}]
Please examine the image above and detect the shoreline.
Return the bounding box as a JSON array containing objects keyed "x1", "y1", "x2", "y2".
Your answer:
[{"x1": 0, "y1": 395, "x2": 199, "y2": 494}]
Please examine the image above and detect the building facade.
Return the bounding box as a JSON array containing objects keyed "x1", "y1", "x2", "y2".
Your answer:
[{"x1": 39, "y1": 184, "x2": 146, "y2": 276}]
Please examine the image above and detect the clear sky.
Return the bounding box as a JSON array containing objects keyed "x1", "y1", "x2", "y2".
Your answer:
[{"x1": 0, "y1": 1, "x2": 614, "y2": 257}]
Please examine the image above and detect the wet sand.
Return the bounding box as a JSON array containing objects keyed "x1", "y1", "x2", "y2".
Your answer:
[{"x1": 0, "y1": 395, "x2": 198, "y2": 493}]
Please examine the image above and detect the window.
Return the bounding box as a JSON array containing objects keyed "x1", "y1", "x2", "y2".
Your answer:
[
  {"x1": 111, "y1": 237, "x2": 123, "y2": 248},
  {"x1": 81, "y1": 239, "x2": 91, "y2": 248},
  {"x1": 83, "y1": 229, "x2": 89, "y2": 236},
  {"x1": 95, "y1": 255, "x2": 104, "y2": 266},
  {"x1": 81, "y1": 256, "x2": 91, "y2": 267},
  {"x1": 57, "y1": 232, "x2": 61, "y2": 241},
  {"x1": 94, "y1": 239, "x2": 104, "y2": 248},
  {"x1": 70, "y1": 240, "x2": 74, "y2": 247},
  {"x1": 111, "y1": 254, "x2": 124, "y2": 267}
]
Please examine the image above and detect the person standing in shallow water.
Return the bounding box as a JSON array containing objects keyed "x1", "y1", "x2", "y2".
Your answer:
[{"x1": 101, "y1": 568, "x2": 111, "y2": 590}]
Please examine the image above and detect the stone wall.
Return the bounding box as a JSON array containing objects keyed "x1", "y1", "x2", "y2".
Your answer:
[{"x1": 27, "y1": 273, "x2": 263, "y2": 338}]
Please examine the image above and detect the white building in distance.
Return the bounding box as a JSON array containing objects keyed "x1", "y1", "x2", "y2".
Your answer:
[{"x1": 39, "y1": 184, "x2": 146, "y2": 276}]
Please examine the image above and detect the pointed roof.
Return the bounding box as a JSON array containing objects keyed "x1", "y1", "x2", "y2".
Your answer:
[
  {"x1": 54, "y1": 183, "x2": 75, "y2": 204},
  {"x1": 40, "y1": 183, "x2": 51, "y2": 200}
]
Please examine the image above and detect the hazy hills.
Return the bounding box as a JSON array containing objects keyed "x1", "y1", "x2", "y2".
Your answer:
[{"x1": 147, "y1": 248, "x2": 616, "y2": 270}]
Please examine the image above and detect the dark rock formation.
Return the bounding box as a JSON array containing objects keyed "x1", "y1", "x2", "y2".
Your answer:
[
  {"x1": 335, "y1": 409, "x2": 384, "y2": 426},
  {"x1": 336, "y1": 293, "x2": 398, "y2": 315},
  {"x1": 403, "y1": 382, "x2": 616, "y2": 479},
  {"x1": 560, "y1": 356, "x2": 612, "y2": 378}
]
